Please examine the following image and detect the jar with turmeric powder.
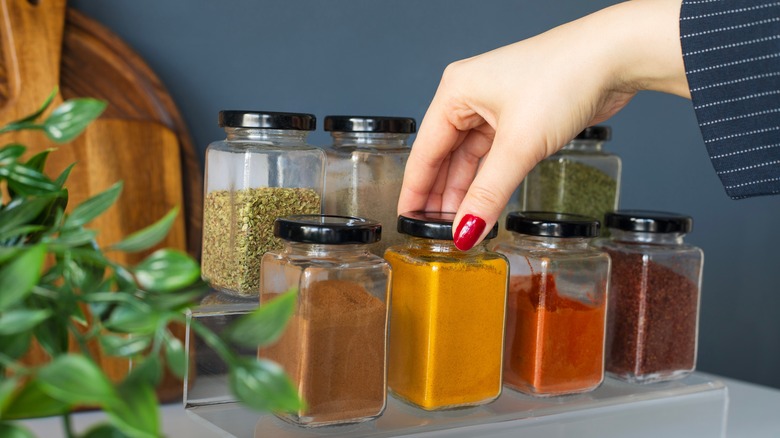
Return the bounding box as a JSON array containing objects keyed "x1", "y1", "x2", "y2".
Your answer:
[
  {"x1": 494, "y1": 211, "x2": 609, "y2": 397},
  {"x1": 259, "y1": 215, "x2": 390, "y2": 427},
  {"x1": 385, "y1": 211, "x2": 508, "y2": 411}
]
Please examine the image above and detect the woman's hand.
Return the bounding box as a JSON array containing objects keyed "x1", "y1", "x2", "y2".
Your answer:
[{"x1": 397, "y1": 0, "x2": 689, "y2": 250}]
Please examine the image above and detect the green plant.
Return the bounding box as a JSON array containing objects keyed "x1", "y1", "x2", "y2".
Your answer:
[{"x1": 0, "y1": 92, "x2": 302, "y2": 438}]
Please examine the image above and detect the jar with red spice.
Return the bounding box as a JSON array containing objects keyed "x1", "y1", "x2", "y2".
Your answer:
[
  {"x1": 596, "y1": 210, "x2": 703, "y2": 384},
  {"x1": 494, "y1": 212, "x2": 609, "y2": 396}
]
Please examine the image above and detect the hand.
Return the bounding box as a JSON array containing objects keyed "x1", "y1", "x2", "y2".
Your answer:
[{"x1": 397, "y1": 0, "x2": 689, "y2": 250}]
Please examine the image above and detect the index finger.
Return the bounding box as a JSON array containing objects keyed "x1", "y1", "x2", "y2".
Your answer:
[{"x1": 397, "y1": 94, "x2": 478, "y2": 215}]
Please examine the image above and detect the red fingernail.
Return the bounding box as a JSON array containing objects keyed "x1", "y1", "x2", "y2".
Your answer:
[{"x1": 454, "y1": 214, "x2": 486, "y2": 251}]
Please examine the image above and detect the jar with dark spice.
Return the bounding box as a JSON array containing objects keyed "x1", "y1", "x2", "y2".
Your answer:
[
  {"x1": 595, "y1": 210, "x2": 703, "y2": 384},
  {"x1": 323, "y1": 115, "x2": 416, "y2": 256},
  {"x1": 494, "y1": 212, "x2": 609, "y2": 396},
  {"x1": 259, "y1": 215, "x2": 390, "y2": 427},
  {"x1": 201, "y1": 111, "x2": 324, "y2": 297},
  {"x1": 385, "y1": 212, "x2": 508, "y2": 411},
  {"x1": 520, "y1": 126, "x2": 620, "y2": 237}
]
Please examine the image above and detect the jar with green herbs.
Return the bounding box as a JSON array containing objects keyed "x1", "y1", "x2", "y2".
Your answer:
[
  {"x1": 595, "y1": 210, "x2": 703, "y2": 384},
  {"x1": 521, "y1": 126, "x2": 620, "y2": 236},
  {"x1": 323, "y1": 115, "x2": 416, "y2": 256},
  {"x1": 260, "y1": 215, "x2": 390, "y2": 427},
  {"x1": 385, "y1": 212, "x2": 508, "y2": 411},
  {"x1": 201, "y1": 111, "x2": 324, "y2": 297}
]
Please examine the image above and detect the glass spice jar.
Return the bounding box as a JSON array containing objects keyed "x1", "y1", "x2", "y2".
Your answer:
[
  {"x1": 494, "y1": 212, "x2": 609, "y2": 396},
  {"x1": 201, "y1": 110, "x2": 324, "y2": 297},
  {"x1": 323, "y1": 115, "x2": 416, "y2": 256},
  {"x1": 521, "y1": 126, "x2": 620, "y2": 237},
  {"x1": 259, "y1": 215, "x2": 390, "y2": 427},
  {"x1": 595, "y1": 210, "x2": 703, "y2": 384},
  {"x1": 385, "y1": 212, "x2": 508, "y2": 411}
]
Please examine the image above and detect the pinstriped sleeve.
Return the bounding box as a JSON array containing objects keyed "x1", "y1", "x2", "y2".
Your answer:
[{"x1": 680, "y1": 0, "x2": 780, "y2": 198}]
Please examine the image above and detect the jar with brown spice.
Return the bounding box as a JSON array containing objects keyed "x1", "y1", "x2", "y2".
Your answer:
[
  {"x1": 494, "y1": 212, "x2": 609, "y2": 396},
  {"x1": 259, "y1": 215, "x2": 390, "y2": 427},
  {"x1": 595, "y1": 210, "x2": 703, "y2": 384},
  {"x1": 323, "y1": 115, "x2": 416, "y2": 256},
  {"x1": 201, "y1": 111, "x2": 324, "y2": 297}
]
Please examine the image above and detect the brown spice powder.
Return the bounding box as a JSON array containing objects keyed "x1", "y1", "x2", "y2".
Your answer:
[{"x1": 261, "y1": 279, "x2": 387, "y2": 425}]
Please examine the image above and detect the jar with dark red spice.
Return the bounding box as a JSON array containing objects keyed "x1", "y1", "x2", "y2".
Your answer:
[{"x1": 595, "y1": 210, "x2": 703, "y2": 384}]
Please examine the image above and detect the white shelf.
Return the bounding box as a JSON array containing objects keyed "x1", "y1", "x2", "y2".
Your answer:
[{"x1": 186, "y1": 373, "x2": 728, "y2": 438}]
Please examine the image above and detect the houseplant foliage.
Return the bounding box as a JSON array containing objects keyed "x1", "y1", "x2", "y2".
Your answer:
[{"x1": 0, "y1": 92, "x2": 302, "y2": 438}]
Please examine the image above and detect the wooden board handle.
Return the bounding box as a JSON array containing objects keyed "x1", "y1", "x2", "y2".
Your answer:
[{"x1": 0, "y1": 0, "x2": 66, "y2": 120}]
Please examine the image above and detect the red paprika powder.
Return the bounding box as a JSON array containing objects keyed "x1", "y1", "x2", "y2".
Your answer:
[
  {"x1": 504, "y1": 273, "x2": 606, "y2": 395},
  {"x1": 494, "y1": 212, "x2": 609, "y2": 397}
]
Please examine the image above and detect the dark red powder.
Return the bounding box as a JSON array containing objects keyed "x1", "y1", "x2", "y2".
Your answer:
[{"x1": 604, "y1": 249, "x2": 700, "y2": 381}]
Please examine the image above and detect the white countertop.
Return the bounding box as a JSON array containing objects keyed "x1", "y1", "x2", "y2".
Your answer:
[{"x1": 16, "y1": 373, "x2": 780, "y2": 437}]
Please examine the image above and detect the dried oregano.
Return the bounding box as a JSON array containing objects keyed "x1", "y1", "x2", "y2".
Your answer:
[{"x1": 202, "y1": 187, "x2": 321, "y2": 296}]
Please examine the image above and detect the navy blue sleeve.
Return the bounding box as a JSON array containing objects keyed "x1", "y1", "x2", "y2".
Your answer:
[{"x1": 680, "y1": 0, "x2": 780, "y2": 199}]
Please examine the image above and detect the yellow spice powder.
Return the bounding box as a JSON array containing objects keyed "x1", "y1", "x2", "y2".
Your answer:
[{"x1": 386, "y1": 249, "x2": 507, "y2": 410}]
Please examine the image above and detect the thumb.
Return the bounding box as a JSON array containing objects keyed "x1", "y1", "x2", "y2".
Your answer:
[{"x1": 452, "y1": 126, "x2": 543, "y2": 251}]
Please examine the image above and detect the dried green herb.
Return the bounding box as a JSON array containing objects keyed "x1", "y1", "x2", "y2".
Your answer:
[
  {"x1": 524, "y1": 159, "x2": 617, "y2": 232},
  {"x1": 202, "y1": 187, "x2": 320, "y2": 296}
]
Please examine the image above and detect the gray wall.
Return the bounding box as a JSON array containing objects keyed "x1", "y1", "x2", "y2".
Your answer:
[{"x1": 71, "y1": 0, "x2": 780, "y2": 389}]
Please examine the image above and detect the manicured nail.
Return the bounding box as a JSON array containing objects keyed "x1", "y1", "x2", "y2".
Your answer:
[{"x1": 454, "y1": 214, "x2": 486, "y2": 251}]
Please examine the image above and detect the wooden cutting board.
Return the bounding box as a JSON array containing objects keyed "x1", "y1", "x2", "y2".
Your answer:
[
  {"x1": 0, "y1": 0, "x2": 202, "y2": 259},
  {"x1": 0, "y1": 0, "x2": 200, "y2": 402}
]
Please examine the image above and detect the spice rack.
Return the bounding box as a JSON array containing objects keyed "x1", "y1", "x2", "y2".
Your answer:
[{"x1": 184, "y1": 293, "x2": 728, "y2": 438}]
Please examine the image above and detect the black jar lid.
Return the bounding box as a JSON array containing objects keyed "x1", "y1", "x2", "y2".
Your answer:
[
  {"x1": 574, "y1": 125, "x2": 611, "y2": 141},
  {"x1": 604, "y1": 210, "x2": 693, "y2": 233},
  {"x1": 506, "y1": 211, "x2": 600, "y2": 238},
  {"x1": 397, "y1": 211, "x2": 499, "y2": 241},
  {"x1": 324, "y1": 115, "x2": 417, "y2": 134},
  {"x1": 219, "y1": 110, "x2": 316, "y2": 131},
  {"x1": 274, "y1": 215, "x2": 381, "y2": 244}
]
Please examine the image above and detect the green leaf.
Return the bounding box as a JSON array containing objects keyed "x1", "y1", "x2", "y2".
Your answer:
[
  {"x1": 82, "y1": 424, "x2": 133, "y2": 438},
  {"x1": 0, "y1": 244, "x2": 46, "y2": 311},
  {"x1": 163, "y1": 334, "x2": 187, "y2": 379},
  {"x1": 124, "y1": 357, "x2": 162, "y2": 388},
  {"x1": 99, "y1": 334, "x2": 151, "y2": 358},
  {"x1": 37, "y1": 355, "x2": 119, "y2": 407},
  {"x1": 223, "y1": 289, "x2": 296, "y2": 348},
  {"x1": 0, "y1": 196, "x2": 59, "y2": 237},
  {"x1": 0, "y1": 377, "x2": 19, "y2": 414},
  {"x1": 147, "y1": 287, "x2": 206, "y2": 312},
  {"x1": 42, "y1": 98, "x2": 106, "y2": 143},
  {"x1": 24, "y1": 148, "x2": 53, "y2": 172},
  {"x1": 0, "y1": 248, "x2": 20, "y2": 264},
  {"x1": 0, "y1": 309, "x2": 52, "y2": 335},
  {"x1": 7, "y1": 164, "x2": 60, "y2": 194},
  {"x1": 0, "y1": 225, "x2": 47, "y2": 242},
  {"x1": 0, "y1": 380, "x2": 70, "y2": 420},
  {"x1": 229, "y1": 358, "x2": 303, "y2": 413},
  {"x1": 106, "y1": 381, "x2": 159, "y2": 438},
  {"x1": 54, "y1": 163, "x2": 75, "y2": 188},
  {"x1": 63, "y1": 182, "x2": 122, "y2": 229},
  {"x1": 52, "y1": 227, "x2": 98, "y2": 247},
  {"x1": 0, "y1": 332, "x2": 32, "y2": 361},
  {"x1": 104, "y1": 305, "x2": 159, "y2": 334},
  {"x1": 0, "y1": 145, "x2": 25, "y2": 166},
  {"x1": 34, "y1": 315, "x2": 70, "y2": 357},
  {"x1": 0, "y1": 423, "x2": 35, "y2": 438},
  {"x1": 133, "y1": 249, "x2": 199, "y2": 293},
  {"x1": 108, "y1": 207, "x2": 179, "y2": 252},
  {"x1": 15, "y1": 88, "x2": 58, "y2": 125}
]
